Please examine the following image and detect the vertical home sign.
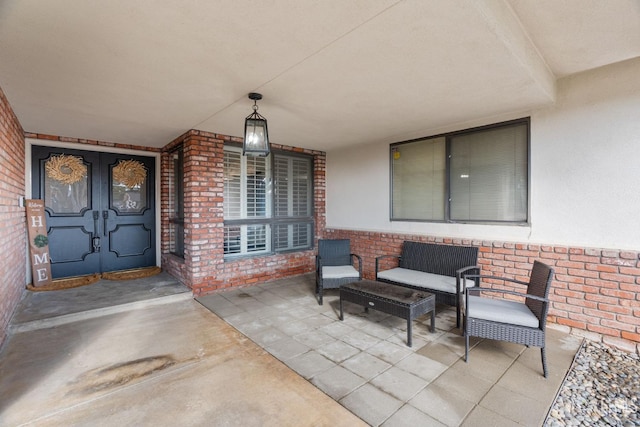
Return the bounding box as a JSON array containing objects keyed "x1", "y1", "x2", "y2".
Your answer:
[{"x1": 25, "y1": 199, "x2": 52, "y2": 287}]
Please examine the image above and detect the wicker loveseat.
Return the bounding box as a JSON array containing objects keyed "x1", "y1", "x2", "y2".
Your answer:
[{"x1": 375, "y1": 241, "x2": 479, "y2": 327}]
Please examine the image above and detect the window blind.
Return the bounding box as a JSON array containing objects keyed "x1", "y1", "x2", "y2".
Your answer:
[
  {"x1": 392, "y1": 137, "x2": 446, "y2": 220},
  {"x1": 450, "y1": 124, "x2": 528, "y2": 221}
]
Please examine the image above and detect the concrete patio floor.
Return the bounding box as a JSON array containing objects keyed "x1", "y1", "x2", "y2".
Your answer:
[{"x1": 0, "y1": 272, "x2": 582, "y2": 426}]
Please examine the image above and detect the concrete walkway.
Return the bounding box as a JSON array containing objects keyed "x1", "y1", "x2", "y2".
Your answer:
[
  {"x1": 0, "y1": 272, "x2": 582, "y2": 426},
  {"x1": 0, "y1": 273, "x2": 364, "y2": 426}
]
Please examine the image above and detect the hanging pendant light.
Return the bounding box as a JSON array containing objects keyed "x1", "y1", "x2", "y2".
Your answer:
[{"x1": 243, "y1": 92, "x2": 270, "y2": 157}]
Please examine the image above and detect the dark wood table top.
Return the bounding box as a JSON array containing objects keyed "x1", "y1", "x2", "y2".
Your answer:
[{"x1": 341, "y1": 280, "x2": 433, "y2": 305}]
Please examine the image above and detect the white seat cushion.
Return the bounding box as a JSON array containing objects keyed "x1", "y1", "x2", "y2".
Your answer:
[
  {"x1": 467, "y1": 295, "x2": 540, "y2": 328},
  {"x1": 376, "y1": 268, "x2": 473, "y2": 294},
  {"x1": 322, "y1": 265, "x2": 359, "y2": 279}
]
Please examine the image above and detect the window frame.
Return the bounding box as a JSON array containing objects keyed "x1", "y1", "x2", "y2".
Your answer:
[
  {"x1": 223, "y1": 144, "x2": 315, "y2": 259},
  {"x1": 168, "y1": 145, "x2": 185, "y2": 258},
  {"x1": 390, "y1": 117, "x2": 530, "y2": 225}
]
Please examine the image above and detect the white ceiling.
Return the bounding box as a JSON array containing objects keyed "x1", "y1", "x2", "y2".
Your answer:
[{"x1": 1, "y1": 0, "x2": 639, "y2": 151}]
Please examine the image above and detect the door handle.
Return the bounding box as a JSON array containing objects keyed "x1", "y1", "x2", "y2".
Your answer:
[
  {"x1": 103, "y1": 210, "x2": 109, "y2": 236},
  {"x1": 92, "y1": 211, "x2": 101, "y2": 252}
]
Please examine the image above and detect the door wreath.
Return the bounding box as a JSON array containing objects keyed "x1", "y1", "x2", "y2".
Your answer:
[
  {"x1": 45, "y1": 154, "x2": 87, "y2": 185},
  {"x1": 112, "y1": 159, "x2": 147, "y2": 189}
]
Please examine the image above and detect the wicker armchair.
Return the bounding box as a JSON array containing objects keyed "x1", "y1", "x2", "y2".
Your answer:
[
  {"x1": 315, "y1": 239, "x2": 362, "y2": 305},
  {"x1": 463, "y1": 261, "x2": 554, "y2": 377}
]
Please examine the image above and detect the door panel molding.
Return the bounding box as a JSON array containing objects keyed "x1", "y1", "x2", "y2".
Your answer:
[
  {"x1": 47, "y1": 226, "x2": 94, "y2": 262},
  {"x1": 108, "y1": 224, "x2": 152, "y2": 257}
]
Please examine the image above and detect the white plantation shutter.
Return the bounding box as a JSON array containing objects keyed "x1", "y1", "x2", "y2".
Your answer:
[
  {"x1": 274, "y1": 156, "x2": 311, "y2": 217},
  {"x1": 273, "y1": 154, "x2": 312, "y2": 251},
  {"x1": 245, "y1": 155, "x2": 267, "y2": 218},
  {"x1": 223, "y1": 147, "x2": 270, "y2": 255},
  {"x1": 223, "y1": 150, "x2": 242, "y2": 219},
  {"x1": 224, "y1": 146, "x2": 313, "y2": 256},
  {"x1": 274, "y1": 156, "x2": 289, "y2": 217}
]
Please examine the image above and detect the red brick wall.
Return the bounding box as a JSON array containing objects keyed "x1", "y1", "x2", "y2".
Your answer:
[
  {"x1": 161, "y1": 130, "x2": 326, "y2": 295},
  {"x1": 324, "y1": 229, "x2": 640, "y2": 353},
  {"x1": 0, "y1": 86, "x2": 26, "y2": 347}
]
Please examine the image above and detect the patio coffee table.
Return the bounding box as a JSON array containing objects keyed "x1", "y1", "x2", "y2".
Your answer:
[{"x1": 339, "y1": 280, "x2": 435, "y2": 347}]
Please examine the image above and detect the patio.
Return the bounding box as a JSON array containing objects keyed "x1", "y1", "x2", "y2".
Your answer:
[
  {"x1": 1, "y1": 273, "x2": 582, "y2": 426},
  {"x1": 197, "y1": 274, "x2": 582, "y2": 426}
]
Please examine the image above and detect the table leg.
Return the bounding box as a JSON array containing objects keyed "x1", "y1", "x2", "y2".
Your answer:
[{"x1": 430, "y1": 310, "x2": 435, "y2": 332}]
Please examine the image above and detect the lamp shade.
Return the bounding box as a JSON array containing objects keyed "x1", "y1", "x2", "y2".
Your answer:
[
  {"x1": 243, "y1": 111, "x2": 270, "y2": 156},
  {"x1": 243, "y1": 93, "x2": 270, "y2": 156}
]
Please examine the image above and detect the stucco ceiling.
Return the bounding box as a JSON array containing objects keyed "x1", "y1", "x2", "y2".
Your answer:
[{"x1": 0, "y1": 0, "x2": 638, "y2": 151}]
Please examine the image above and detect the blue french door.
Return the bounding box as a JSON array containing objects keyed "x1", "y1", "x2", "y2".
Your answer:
[{"x1": 31, "y1": 146, "x2": 156, "y2": 279}]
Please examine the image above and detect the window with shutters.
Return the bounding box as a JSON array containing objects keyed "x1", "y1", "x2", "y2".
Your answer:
[
  {"x1": 391, "y1": 118, "x2": 529, "y2": 224},
  {"x1": 273, "y1": 155, "x2": 313, "y2": 251},
  {"x1": 168, "y1": 145, "x2": 184, "y2": 257},
  {"x1": 223, "y1": 146, "x2": 313, "y2": 257}
]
